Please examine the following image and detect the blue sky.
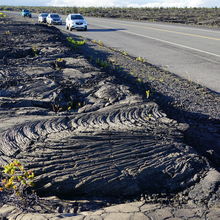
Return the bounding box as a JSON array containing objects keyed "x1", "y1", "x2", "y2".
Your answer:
[{"x1": 0, "y1": 0, "x2": 219, "y2": 7}]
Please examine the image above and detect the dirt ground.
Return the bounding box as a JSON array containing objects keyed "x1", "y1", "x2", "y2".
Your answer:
[{"x1": 0, "y1": 14, "x2": 220, "y2": 219}]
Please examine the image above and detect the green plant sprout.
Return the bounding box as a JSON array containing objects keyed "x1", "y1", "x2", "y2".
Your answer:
[
  {"x1": 0, "y1": 12, "x2": 6, "y2": 18},
  {"x1": 145, "y1": 114, "x2": 153, "y2": 121},
  {"x1": 145, "y1": 90, "x2": 150, "y2": 98},
  {"x1": 148, "y1": 76, "x2": 155, "y2": 81},
  {"x1": 137, "y1": 78, "x2": 143, "y2": 83},
  {"x1": 121, "y1": 50, "x2": 128, "y2": 56},
  {"x1": 136, "y1": 56, "x2": 145, "y2": 62},
  {"x1": 56, "y1": 58, "x2": 63, "y2": 62},
  {"x1": 0, "y1": 160, "x2": 35, "y2": 197},
  {"x1": 67, "y1": 101, "x2": 82, "y2": 111},
  {"x1": 95, "y1": 58, "x2": 109, "y2": 68},
  {"x1": 55, "y1": 58, "x2": 66, "y2": 69},
  {"x1": 67, "y1": 37, "x2": 86, "y2": 48},
  {"x1": 4, "y1": 30, "x2": 11, "y2": 35},
  {"x1": 91, "y1": 39, "x2": 104, "y2": 46},
  {"x1": 97, "y1": 40, "x2": 104, "y2": 46},
  {"x1": 32, "y1": 45, "x2": 39, "y2": 56}
]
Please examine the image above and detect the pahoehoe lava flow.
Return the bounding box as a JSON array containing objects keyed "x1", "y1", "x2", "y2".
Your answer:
[
  {"x1": 0, "y1": 14, "x2": 220, "y2": 216},
  {"x1": 0, "y1": 102, "x2": 207, "y2": 196}
]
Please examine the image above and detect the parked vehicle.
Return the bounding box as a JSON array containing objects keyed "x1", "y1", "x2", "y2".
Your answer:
[
  {"x1": 38, "y1": 13, "x2": 48, "y2": 23},
  {"x1": 65, "y1": 14, "x2": 87, "y2": 31},
  {"x1": 21, "y1": 9, "x2": 32, "y2": 18},
  {"x1": 46, "y1": 14, "x2": 62, "y2": 25}
]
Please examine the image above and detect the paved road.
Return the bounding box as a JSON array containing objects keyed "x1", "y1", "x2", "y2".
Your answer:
[
  {"x1": 4, "y1": 11, "x2": 220, "y2": 93},
  {"x1": 64, "y1": 17, "x2": 220, "y2": 93}
]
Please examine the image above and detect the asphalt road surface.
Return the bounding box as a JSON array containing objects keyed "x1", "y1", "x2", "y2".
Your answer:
[{"x1": 4, "y1": 11, "x2": 220, "y2": 93}]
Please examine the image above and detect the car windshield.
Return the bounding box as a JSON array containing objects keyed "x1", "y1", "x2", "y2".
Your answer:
[
  {"x1": 51, "y1": 14, "x2": 60, "y2": 18},
  {"x1": 41, "y1": 13, "x2": 48, "y2": 17},
  {"x1": 23, "y1": 10, "x2": 29, "y2": 12},
  {"x1": 71, "y1": 15, "x2": 83, "y2": 20}
]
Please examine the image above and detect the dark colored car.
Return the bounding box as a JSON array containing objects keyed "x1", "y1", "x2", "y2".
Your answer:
[
  {"x1": 38, "y1": 13, "x2": 48, "y2": 23},
  {"x1": 21, "y1": 9, "x2": 32, "y2": 18}
]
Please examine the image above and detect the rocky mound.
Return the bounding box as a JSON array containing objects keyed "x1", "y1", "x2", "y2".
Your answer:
[{"x1": 1, "y1": 102, "x2": 207, "y2": 197}]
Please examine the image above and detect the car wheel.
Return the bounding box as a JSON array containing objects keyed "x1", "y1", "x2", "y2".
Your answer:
[
  {"x1": 66, "y1": 25, "x2": 68, "y2": 30},
  {"x1": 84, "y1": 27, "x2": 87, "y2": 31},
  {"x1": 69, "y1": 26, "x2": 72, "y2": 31}
]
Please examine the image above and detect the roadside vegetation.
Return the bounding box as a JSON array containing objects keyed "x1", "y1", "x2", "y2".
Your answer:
[
  {"x1": 0, "y1": 160, "x2": 37, "y2": 209},
  {"x1": 0, "y1": 12, "x2": 6, "y2": 17},
  {"x1": 67, "y1": 36, "x2": 86, "y2": 48},
  {"x1": 1, "y1": 6, "x2": 220, "y2": 27},
  {"x1": 0, "y1": 160, "x2": 35, "y2": 196}
]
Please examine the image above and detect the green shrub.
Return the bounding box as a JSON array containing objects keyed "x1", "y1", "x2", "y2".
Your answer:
[
  {"x1": 0, "y1": 160, "x2": 35, "y2": 197},
  {"x1": 0, "y1": 12, "x2": 6, "y2": 18},
  {"x1": 67, "y1": 37, "x2": 86, "y2": 48},
  {"x1": 136, "y1": 56, "x2": 145, "y2": 62},
  {"x1": 95, "y1": 58, "x2": 109, "y2": 68}
]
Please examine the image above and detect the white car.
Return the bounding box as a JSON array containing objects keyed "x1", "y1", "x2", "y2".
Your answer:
[
  {"x1": 38, "y1": 13, "x2": 48, "y2": 23},
  {"x1": 46, "y1": 13, "x2": 62, "y2": 25},
  {"x1": 65, "y1": 14, "x2": 87, "y2": 31}
]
